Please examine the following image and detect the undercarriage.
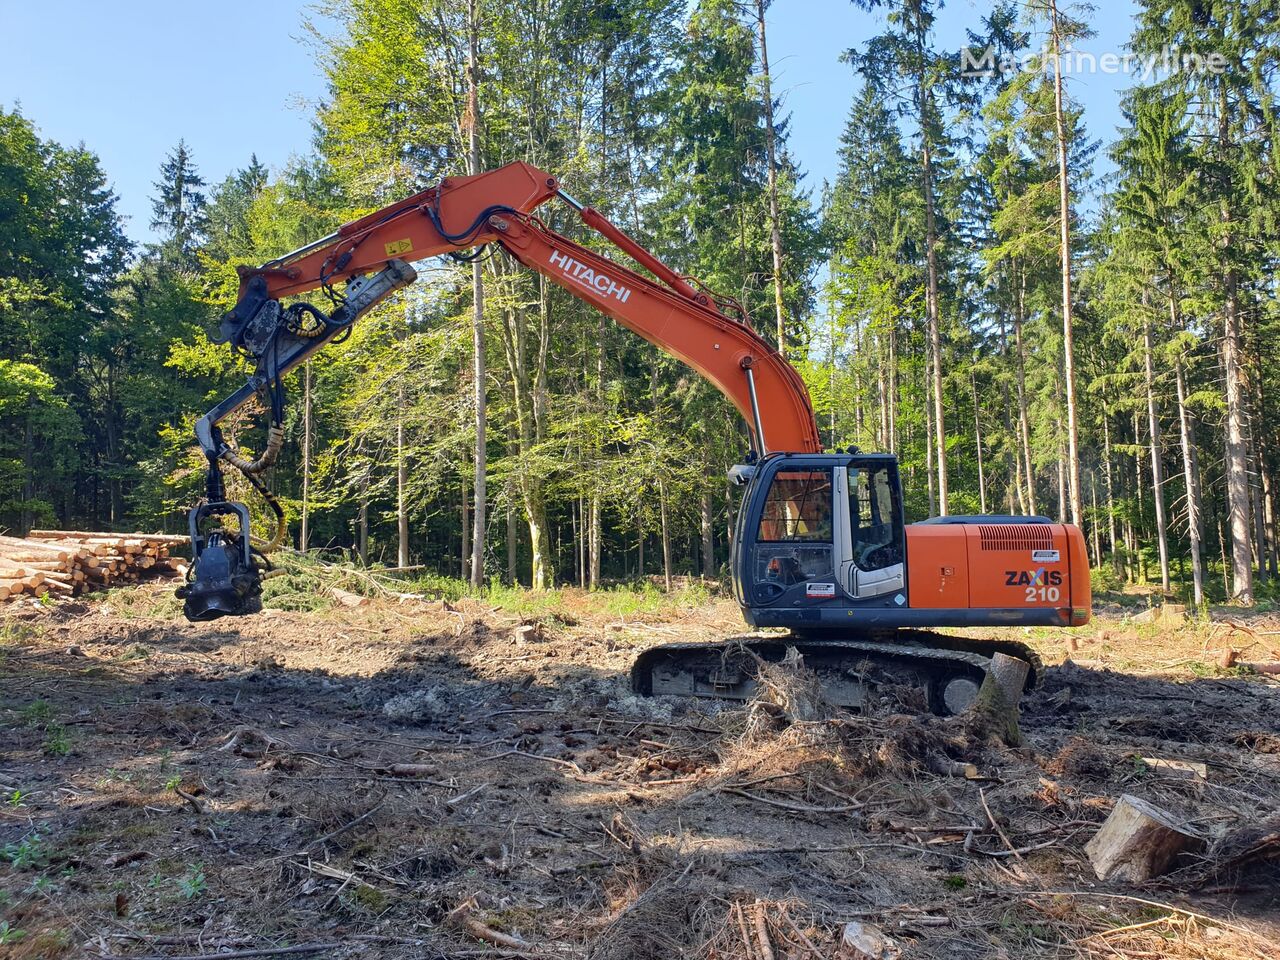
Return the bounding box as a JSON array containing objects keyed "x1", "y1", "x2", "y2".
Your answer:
[{"x1": 630, "y1": 630, "x2": 1042, "y2": 716}]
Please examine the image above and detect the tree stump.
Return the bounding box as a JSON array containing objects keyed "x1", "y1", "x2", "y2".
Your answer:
[
  {"x1": 1085, "y1": 794, "x2": 1205, "y2": 882},
  {"x1": 967, "y1": 652, "x2": 1030, "y2": 746}
]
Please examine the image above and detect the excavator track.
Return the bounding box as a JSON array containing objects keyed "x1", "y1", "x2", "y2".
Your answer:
[{"x1": 630, "y1": 630, "x2": 1042, "y2": 716}]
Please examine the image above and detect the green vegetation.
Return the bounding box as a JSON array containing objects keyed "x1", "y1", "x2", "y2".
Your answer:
[
  {"x1": 2, "y1": 833, "x2": 48, "y2": 870},
  {"x1": 21, "y1": 701, "x2": 53, "y2": 727},
  {"x1": 177, "y1": 864, "x2": 207, "y2": 900},
  {"x1": 42, "y1": 723, "x2": 70, "y2": 757}
]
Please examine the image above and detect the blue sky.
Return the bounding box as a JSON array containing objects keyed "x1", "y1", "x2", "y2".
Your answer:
[{"x1": 2, "y1": 0, "x2": 1140, "y2": 246}]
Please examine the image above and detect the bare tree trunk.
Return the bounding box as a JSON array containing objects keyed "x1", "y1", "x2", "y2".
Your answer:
[
  {"x1": 466, "y1": 0, "x2": 486, "y2": 590},
  {"x1": 396, "y1": 389, "x2": 409, "y2": 567},
  {"x1": 458, "y1": 482, "x2": 469, "y2": 580},
  {"x1": 589, "y1": 496, "x2": 601, "y2": 589},
  {"x1": 888, "y1": 329, "x2": 898, "y2": 452},
  {"x1": 971, "y1": 366, "x2": 987, "y2": 514},
  {"x1": 577, "y1": 497, "x2": 586, "y2": 589},
  {"x1": 1048, "y1": 0, "x2": 1083, "y2": 530},
  {"x1": 1143, "y1": 317, "x2": 1171, "y2": 592},
  {"x1": 1132, "y1": 411, "x2": 1147, "y2": 582},
  {"x1": 924, "y1": 355, "x2": 937, "y2": 516},
  {"x1": 700, "y1": 492, "x2": 715, "y2": 579},
  {"x1": 1223, "y1": 275, "x2": 1253, "y2": 601},
  {"x1": 755, "y1": 0, "x2": 787, "y2": 356},
  {"x1": 1248, "y1": 389, "x2": 1268, "y2": 582},
  {"x1": 1174, "y1": 358, "x2": 1205, "y2": 605},
  {"x1": 659, "y1": 477, "x2": 672, "y2": 592},
  {"x1": 1216, "y1": 75, "x2": 1254, "y2": 602},
  {"x1": 506, "y1": 501, "x2": 517, "y2": 585},
  {"x1": 1014, "y1": 272, "x2": 1037, "y2": 515},
  {"x1": 300, "y1": 360, "x2": 311, "y2": 552},
  {"x1": 1103, "y1": 410, "x2": 1119, "y2": 572},
  {"x1": 1218, "y1": 517, "x2": 1231, "y2": 596},
  {"x1": 1264, "y1": 460, "x2": 1278, "y2": 577},
  {"x1": 922, "y1": 136, "x2": 948, "y2": 515},
  {"x1": 357, "y1": 473, "x2": 368, "y2": 565},
  {"x1": 1056, "y1": 438, "x2": 1067, "y2": 523},
  {"x1": 1090, "y1": 479, "x2": 1101, "y2": 563}
]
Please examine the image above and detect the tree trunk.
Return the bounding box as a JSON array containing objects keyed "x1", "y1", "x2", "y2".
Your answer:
[
  {"x1": 700, "y1": 492, "x2": 715, "y2": 579},
  {"x1": 1056, "y1": 439, "x2": 1067, "y2": 523},
  {"x1": 357, "y1": 471, "x2": 368, "y2": 565},
  {"x1": 971, "y1": 366, "x2": 987, "y2": 514},
  {"x1": 1217, "y1": 74, "x2": 1253, "y2": 603},
  {"x1": 396, "y1": 389, "x2": 409, "y2": 567},
  {"x1": 1223, "y1": 272, "x2": 1253, "y2": 601},
  {"x1": 1103, "y1": 411, "x2": 1119, "y2": 573},
  {"x1": 887, "y1": 329, "x2": 898, "y2": 452},
  {"x1": 300, "y1": 360, "x2": 311, "y2": 552},
  {"x1": 1174, "y1": 357, "x2": 1205, "y2": 606},
  {"x1": 576, "y1": 497, "x2": 586, "y2": 589},
  {"x1": 506, "y1": 500, "x2": 517, "y2": 585},
  {"x1": 1014, "y1": 271, "x2": 1037, "y2": 515},
  {"x1": 922, "y1": 135, "x2": 948, "y2": 515},
  {"x1": 924, "y1": 354, "x2": 937, "y2": 516},
  {"x1": 1090, "y1": 478, "x2": 1101, "y2": 563},
  {"x1": 1143, "y1": 317, "x2": 1171, "y2": 592},
  {"x1": 589, "y1": 495, "x2": 601, "y2": 589},
  {"x1": 461, "y1": 480, "x2": 470, "y2": 582},
  {"x1": 659, "y1": 477, "x2": 672, "y2": 592},
  {"x1": 755, "y1": 0, "x2": 787, "y2": 356},
  {"x1": 466, "y1": 0, "x2": 486, "y2": 590},
  {"x1": 1048, "y1": 0, "x2": 1083, "y2": 530},
  {"x1": 1249, "y1": 385, "x2": 1268, "y2": 582}
]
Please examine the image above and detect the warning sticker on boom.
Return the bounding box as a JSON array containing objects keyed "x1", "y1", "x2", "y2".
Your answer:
[{"x1": 384, "y1": 238, "x2": 414, "y2": 256}]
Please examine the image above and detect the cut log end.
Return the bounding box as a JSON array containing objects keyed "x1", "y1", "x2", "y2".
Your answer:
[{"x1": 1085, "y1": 794, "x2": 1206, "y2": 882}]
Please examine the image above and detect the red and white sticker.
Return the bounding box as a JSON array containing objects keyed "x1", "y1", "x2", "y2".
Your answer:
[{"x1": 806, "y1": 582, "x2": 836, "y2": 599}]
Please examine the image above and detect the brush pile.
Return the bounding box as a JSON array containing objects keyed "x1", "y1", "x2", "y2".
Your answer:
[{"x1": 0, "y1": 529, "x2": 187, "y2": 601}]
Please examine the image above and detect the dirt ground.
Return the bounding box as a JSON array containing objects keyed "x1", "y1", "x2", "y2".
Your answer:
[{"x1": 2, "y1": 583, "x2": 1279, "y2": 959}]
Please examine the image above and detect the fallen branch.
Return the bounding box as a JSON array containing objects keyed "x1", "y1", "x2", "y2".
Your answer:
[
  {"x1": 447, "y1": 898, "x2": 534, "y2": 952},
  {"x1": 305, "y1": 800, "x2": 384, "y2": 850},
  {"x1": 753, "y1": 900, "x2": 776, "y2": 960},
  {"x1": 110, "y1": 943, "x2": 342, "y2": 960},
  {"x1": 979, "y1": 788, "x2": 1023, "y2": 862},
  {"x1": 173, "y1": 786, "x2": 204, "y2": 816},
  {"x1": 1025, "y1": 890, "x2": 1280, "y2": 956},
  {"x1": 724, "y1": 787, "x2": 861, "y2": 813}
]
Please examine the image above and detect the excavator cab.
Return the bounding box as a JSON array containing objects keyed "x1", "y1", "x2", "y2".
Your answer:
[{"x1": 733, "y1": 453, "x2": 907, "y2": 628}]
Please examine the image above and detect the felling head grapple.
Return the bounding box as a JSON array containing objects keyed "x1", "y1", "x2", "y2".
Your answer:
[
  {"x1": 177, "y1": 501, "x2": 263, "y2": 621},
  {"x1": 179, "y1": 259, "x2": 418, "y2": 623}
]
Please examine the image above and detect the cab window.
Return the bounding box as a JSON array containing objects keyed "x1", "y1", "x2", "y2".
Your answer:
[
  {"x1": 754, "y1": 467, "x2": 835, "y2": 589},
  {"x1": 848, "y1": 465, "x2": 902, "y2": 571},
  {"x1": 757, "y1": 469, "x2": 833, "y2": 542}
]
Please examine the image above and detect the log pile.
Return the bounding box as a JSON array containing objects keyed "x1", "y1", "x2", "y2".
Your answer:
[{"x1": 0, "y1": 530, "x2": 188, "y2": 602}]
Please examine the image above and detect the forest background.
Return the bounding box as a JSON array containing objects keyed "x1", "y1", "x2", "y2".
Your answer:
[{"x1": 1, "y1": 0, "x2": 1275, "y2": 607}]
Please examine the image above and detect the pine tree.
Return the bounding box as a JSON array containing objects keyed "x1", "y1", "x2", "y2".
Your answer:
[{"x1": 149, "y1": 139, "x2": 208, "y2": 268}]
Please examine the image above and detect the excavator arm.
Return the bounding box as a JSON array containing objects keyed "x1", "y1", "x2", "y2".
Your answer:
[{"x1": 180, "y1": 160, "x2": 820, "y2": 620}]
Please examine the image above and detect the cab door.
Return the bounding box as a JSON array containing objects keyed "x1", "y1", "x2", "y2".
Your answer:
[{"x1": 841, "y1": 460, "x2": 906, "y2": 599}]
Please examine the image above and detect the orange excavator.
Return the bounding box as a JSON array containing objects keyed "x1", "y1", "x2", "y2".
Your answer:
[{"x1": 179, "y1": 161, "x2": 1090, "y2": 714}]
